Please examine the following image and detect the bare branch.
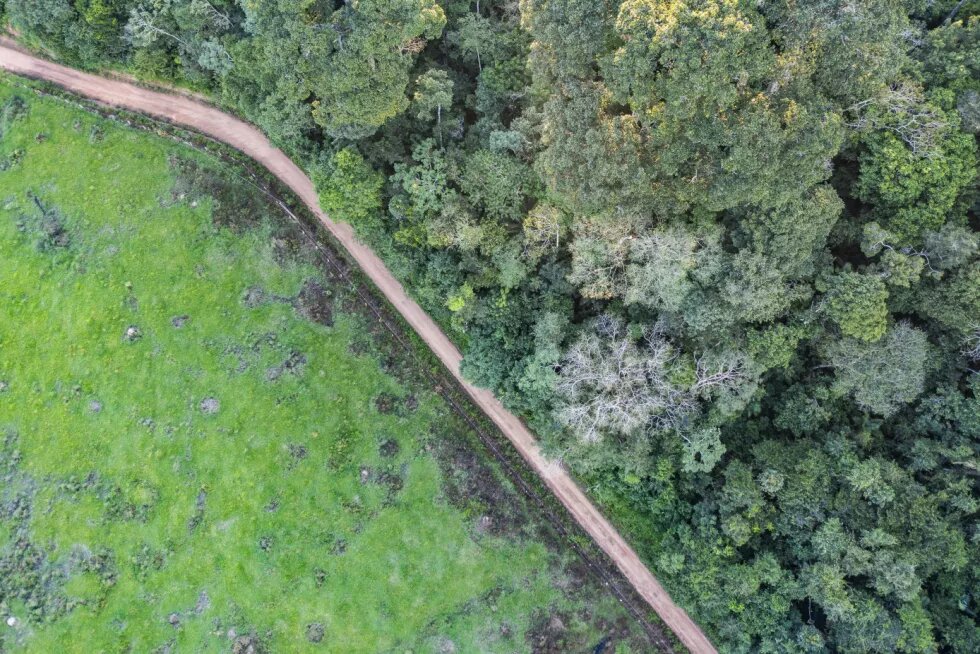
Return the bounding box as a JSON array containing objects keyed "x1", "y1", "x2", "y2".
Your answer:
[
  {"x1": 847, "y1": 82, "x2": 948, "y2": 158},
  {"x1": 556, "y1": 317, "x2": 702, "y2": 442},
  {"x1": 963, "y1": 326, "x2": 980, "y2": 364},
  {"x1": 190, "y1": 0, "x2": 232, "y2": 30},
  {"x1": 126, "y1": 6, "x2": 189, "y2": 49},
  {"x1": 692, "y1": 353, "x2": 747, "y2": 396}
]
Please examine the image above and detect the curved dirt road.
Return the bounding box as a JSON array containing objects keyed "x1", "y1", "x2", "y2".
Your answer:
[{"x1": 0, "y1": 44, "x2": 717, "y2": 654}]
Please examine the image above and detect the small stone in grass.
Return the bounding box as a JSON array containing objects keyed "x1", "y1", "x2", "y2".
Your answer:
[
  {"x1": 124, "y1": 325, "x2": 142, "y2": 342},
  {"x1": 199, "y1": 397, "x2": 220, "y2": 414},
  {"x1": 89, "y1": 400, "x2": 102, "y2": 413},
  {"x1": 195, "y1": 591, "x2": 211, "y2": 614},
  {"x1": 232, "y1": 635, "x2": 260, "y2": 654},
  {"x1": 306, "y1": 622, "x2": 324, "y2": 643}
]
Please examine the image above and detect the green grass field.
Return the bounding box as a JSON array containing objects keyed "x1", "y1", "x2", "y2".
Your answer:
[{"x1": 0, "y1": 80, "x2": 650, "y2": 653}]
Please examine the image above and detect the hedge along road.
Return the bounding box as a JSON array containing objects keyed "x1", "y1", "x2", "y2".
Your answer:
[{"x1": 0, "y1": 42, "x2": 717, "y2": 654}]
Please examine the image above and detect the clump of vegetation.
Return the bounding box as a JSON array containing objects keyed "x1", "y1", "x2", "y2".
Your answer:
[
  {"x1": 16, "y1": 192, "x2": 71, "y2": 251},
  {"x1": 0, "y1": 95, "x2": 27, "y2": 138},
  {"x1": 0, "y1": 85, "x2": 648, "y2": 652}
]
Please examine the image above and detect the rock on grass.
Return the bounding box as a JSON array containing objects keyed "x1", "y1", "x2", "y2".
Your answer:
[
  {"x1": 199, "y1": 397, "x2": 220, "y2": 414},
  {"x1": 305, "y1": 622, "x2": 324, "y2": 643}
]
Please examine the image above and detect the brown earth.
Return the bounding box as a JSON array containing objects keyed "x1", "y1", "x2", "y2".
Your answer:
[{"x1": 0, "y1": 41, "x2": 717, "y2": 654}]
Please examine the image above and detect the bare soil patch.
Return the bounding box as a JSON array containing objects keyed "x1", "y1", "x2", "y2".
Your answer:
[
  {"x1": 428, "y1": 425, "x2": 522, "y2": 539},
  {"x1": 293, "y1": 280, "x2": 333, "y2": 326},
  {"x1": 266, "y1": 351, "x2": 307, "y2": 382}
]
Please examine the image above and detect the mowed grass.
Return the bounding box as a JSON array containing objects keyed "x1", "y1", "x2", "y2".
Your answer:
[{"x1": 0, "y1": 81, "x2": 643, "y2": 653}]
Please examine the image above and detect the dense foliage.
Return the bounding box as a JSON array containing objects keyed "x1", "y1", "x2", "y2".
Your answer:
[{"x1": 7, "y1": 0, "x2": 979, "y2": 651}]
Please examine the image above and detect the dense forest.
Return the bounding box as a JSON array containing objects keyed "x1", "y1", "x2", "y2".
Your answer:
[{"x1": 5, "y1": 0, "x2": 979, "y2": 651}]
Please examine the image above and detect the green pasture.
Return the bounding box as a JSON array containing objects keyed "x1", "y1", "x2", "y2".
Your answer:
[{"x1": 0, "y1": 81, "x2": 644, "y2": 653}]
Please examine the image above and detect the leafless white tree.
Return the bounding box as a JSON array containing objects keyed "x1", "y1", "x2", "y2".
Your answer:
[
  {"x1": 693, "y1": 352, "x2": 748, "y2": 396},
  {"x1": 555, "y1": 317, "x2": 751, "y2": 443}
]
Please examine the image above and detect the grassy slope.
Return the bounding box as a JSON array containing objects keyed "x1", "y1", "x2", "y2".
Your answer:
[{"x1": 0, "y1": 81, "x2": 644, "y2": 653}]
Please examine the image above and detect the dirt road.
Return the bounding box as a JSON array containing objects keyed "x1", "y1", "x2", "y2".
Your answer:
[{"x1": 0, "y1": 43, "x2": 717, "y2": 654}]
